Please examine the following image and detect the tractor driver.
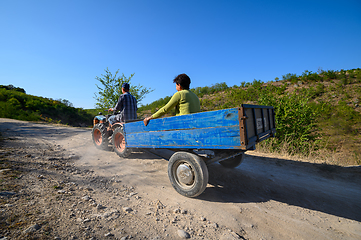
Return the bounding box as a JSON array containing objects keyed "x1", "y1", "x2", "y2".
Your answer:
[
  {"x1": 143, "y1": 73, "x2": 200, "y2": 126},
  {"x1": 108, "y1": 82, "x2": 137, "y2": 126}
]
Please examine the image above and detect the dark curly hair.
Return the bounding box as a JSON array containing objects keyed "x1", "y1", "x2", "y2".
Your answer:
[{"x1": 173, "y1": 73, "x2": 191, "y2": 90}]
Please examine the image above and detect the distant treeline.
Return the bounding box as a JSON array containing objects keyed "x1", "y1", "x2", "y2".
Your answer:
[
  {"x1": 0, "y1": 85, "x2": 92, "y2": 126},
  {"x1": 0, "y1": 85, "x2": 26, "y2": 93}
]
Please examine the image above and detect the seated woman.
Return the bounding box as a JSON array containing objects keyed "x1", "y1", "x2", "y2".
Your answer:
[{"x1": 143, "y1": 74, "x2": 200, "y2": 126}]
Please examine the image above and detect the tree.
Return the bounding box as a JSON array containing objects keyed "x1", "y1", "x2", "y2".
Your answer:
[{"x1": 94, "y1": 68, "x2": 153, "y2": 109}]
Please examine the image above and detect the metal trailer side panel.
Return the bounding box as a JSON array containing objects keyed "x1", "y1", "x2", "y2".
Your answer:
[
  {"x1": 125, "y1": 125, "x2": 242, "y2": 149},
  {"x1": 123, "y1": 105, "x2": 276, "y2": 150},
  {"x1": 124, "y1": 108, "x2": 243, "y2": 150}
]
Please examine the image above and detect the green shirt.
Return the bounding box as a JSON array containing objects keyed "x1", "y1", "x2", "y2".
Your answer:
[{"x1": 152, "y1": 90, "x2": 201, "y2": 119}]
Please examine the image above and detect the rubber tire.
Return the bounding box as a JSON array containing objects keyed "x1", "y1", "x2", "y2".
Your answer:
[
  {"x1": 219, "y1": 153, "x2": 245, "y2": 168},
  {"x1": 92, "y1": 123, "x2": 110, "y2": 150},
  {"x1": 168, "y1": 152, "x2": 209, "y2": 198},
  {"x1": 112, "y1": 127, "x2": 131, "y2": 158}
]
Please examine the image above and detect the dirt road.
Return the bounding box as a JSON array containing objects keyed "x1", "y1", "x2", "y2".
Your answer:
[{"x1": 0, "y1": 118, "x2": 360, "y2": 239}]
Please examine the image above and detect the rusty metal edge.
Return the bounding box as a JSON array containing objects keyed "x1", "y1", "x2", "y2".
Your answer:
[{"x1": 238, "y1": 107, "x2": 248, "y2": 149}]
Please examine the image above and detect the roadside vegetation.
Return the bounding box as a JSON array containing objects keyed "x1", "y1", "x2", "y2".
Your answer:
[{"x1": 1, "y1": 68, "x2": 360, "y2": 166}]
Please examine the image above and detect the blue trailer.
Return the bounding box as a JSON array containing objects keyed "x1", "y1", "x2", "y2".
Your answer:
[{"x1": 92, "y1": 104, "x2": 276, "y2": 197}]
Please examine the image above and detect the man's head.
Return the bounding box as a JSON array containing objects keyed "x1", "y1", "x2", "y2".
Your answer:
[
  {"x1": 122, "y1": 83, "x2": 130, "y2": 92},
  {"x1": 173, "y1": 74, "x2": 191, "y2": 90}
]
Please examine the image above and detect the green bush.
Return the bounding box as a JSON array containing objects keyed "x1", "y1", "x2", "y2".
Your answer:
[
  {"x1": 282, "y1": 73, "x2": 298, "y2": 83},
  {"x1": 258, "y1": 91, "x2": 320, "y2": 154},
  {"x1": 323, "y1": 70, "x2": 337, "y2": 80},
  {"x1": 307, "y1": 83, "x2": 325, "y2": 99},
  {"x1": 356, "y1": 70, "x2": 361, "y2": 83}
]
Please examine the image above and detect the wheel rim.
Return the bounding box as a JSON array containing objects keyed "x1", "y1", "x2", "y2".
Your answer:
[
  {"x1": 93, "y1": 129, "x2": 102, "y2": 145},
  {"x1": 174, "y1": 162, "x2": 195, "y2": 187},
  {"x1": 114, "y1": 132, "x2": 125, "y2": 152}
]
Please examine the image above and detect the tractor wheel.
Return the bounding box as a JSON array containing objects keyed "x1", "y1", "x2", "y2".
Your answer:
[
  {"x1": 168, "y1": 152, "x2": 209, "y2": 197},
  {"x1": 92, "y1": 123, "x2": 110, "y2": 150},
  {"x1": 112, "y1": 127, "x2": 131, "y2": 158},
  {"x1": 219, "y1": 153, "x2": 244, "y2": 168}
]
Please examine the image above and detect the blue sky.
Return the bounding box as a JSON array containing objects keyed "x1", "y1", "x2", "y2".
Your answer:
[{"x1": 1, "y1": 0, "x2": 360, "y2": 109}]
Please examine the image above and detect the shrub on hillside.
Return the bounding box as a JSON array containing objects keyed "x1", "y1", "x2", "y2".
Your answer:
[{"x1": 258, "y1": 91, "x2": 320, "y2": 154}]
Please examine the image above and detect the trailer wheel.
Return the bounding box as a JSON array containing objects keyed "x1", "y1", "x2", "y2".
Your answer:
[
  {"x1": 112, "y1": 127, "x2": 130, "y2": 158},
  {"x1": 168, "y1": 152, "x2": 209, "y2": 197},
  {"x1": 92, "y1": 123, "x2": 110, "y2": 150},
  {"x1": 219, "y1": 153, "x2": 244, "y2": 168}
]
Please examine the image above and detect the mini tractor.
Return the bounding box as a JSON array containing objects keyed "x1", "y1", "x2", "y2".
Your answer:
[{"x1": 91, "y1": 112, "x2": 131, "y2": 158}]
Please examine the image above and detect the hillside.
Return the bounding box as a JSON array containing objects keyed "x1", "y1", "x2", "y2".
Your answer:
[
  {"x1": 139, "y1": 68, "x2": 361, "y2": 166},
  {"x1": 0, "y1": 85, "x2": 92, "y2": 127}
]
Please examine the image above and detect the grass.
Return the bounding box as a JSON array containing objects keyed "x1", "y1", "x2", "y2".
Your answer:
[{"x1": 255, "y1": 137, "x2": 359, "y2": 166}]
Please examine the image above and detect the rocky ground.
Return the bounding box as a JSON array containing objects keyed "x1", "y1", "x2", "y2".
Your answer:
[{"x1": 0, "y1": 118, "x2": 360, "y2": 240}]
